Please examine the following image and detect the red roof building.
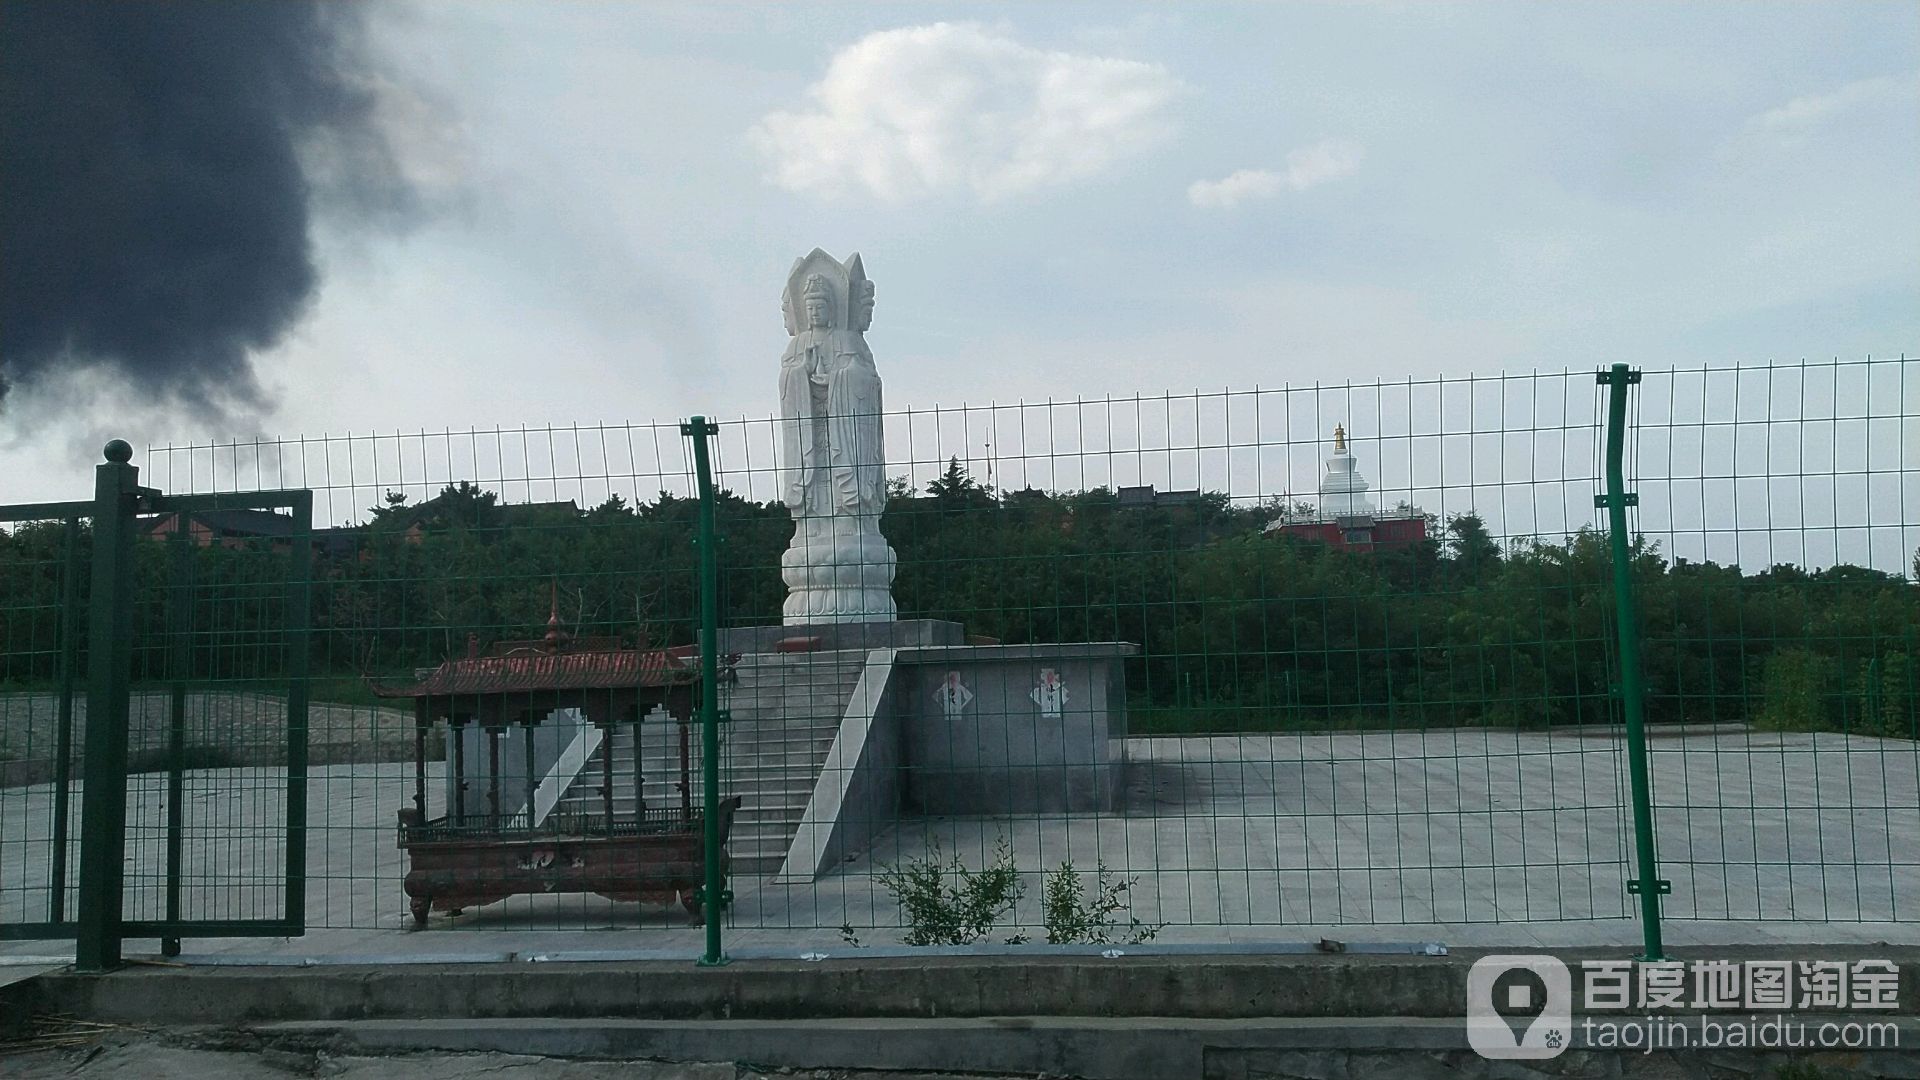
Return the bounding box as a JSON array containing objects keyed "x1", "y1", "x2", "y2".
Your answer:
[
  {"x1": 1264, "y1": 426, "x2": 1429, "y2": 553},
  {"x1": 1266, "y1": 514, "x2": 1428, "y2": 553}
]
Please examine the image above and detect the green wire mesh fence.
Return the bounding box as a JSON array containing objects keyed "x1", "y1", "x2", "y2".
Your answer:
[
  {"x1": 142, "y1": 421, "x2": 712, "y2": 936},
  {"x1": 0, "y1": 357, "x2": 1913, "y2": 955},
  {"x1": 711, "y1": 369, "x2": 1655, "y2": 939},
  {"x1": 1630, "y1": 360, "x2": 1917, "y2": 922},
  {"x1": 0, "y1": 514, "x2": 87, "y2": 939}
]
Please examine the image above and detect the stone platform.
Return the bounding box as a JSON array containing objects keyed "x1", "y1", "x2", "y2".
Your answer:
[
  {"x1": 707, "y1": 628, "x2": 1140, "y2": 880},
  {"x1": 719, "y1": 618, "x2": 965, "y2": 655}
]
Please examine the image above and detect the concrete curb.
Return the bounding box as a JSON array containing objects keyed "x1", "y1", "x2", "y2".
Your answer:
[
  {"x1": 211, "y1": 1016, "x2": 1920, "y2": 1080},
  {"x1": 249, "y1": 1016, "x2": 1475, "y2": 1080},
  {"x1": 7, "y1": 948, "x2": 1915, "y2": 1029}
]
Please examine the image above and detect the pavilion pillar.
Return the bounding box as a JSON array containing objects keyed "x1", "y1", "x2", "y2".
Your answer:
[
  {"x1": 450, "y1": 719, "x2": 469, "y2": 825},
  {"x1": 486, "y1": 727, "x2": 503, "y2": 829},
  {"x1": 522, "y1": 721, "x2": 538, "y2": 829},
  {"x1": 599, "y1": 719, "x2": 615, "y2": 828},
  {"x1": 631, "y1": 705, "x2": 646, "y2": 819},
  {"x1": 677, "y1": 712, "x2": 692, "y2": 818},
  {"x1": 412, "y1": 701, "x2": 429, "y2": 818}
]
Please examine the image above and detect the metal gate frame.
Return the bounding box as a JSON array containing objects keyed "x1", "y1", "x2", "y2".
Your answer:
[{"x1": 0, "y1": 441, "x2": 312, "y2": 970}]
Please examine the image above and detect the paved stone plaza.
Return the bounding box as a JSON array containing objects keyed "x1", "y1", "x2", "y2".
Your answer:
[{"x1": 2, "y1": 727, "x2": 1914, "y2": 962}]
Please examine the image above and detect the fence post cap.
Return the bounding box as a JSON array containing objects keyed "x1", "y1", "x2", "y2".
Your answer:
[{"x1": 102, "y1": 439, "x2": 133, "y2": 463}]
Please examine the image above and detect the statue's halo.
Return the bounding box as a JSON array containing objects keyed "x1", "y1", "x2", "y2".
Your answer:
[{"x1": 782, "y1": 248, "x2": 857, "y2": 332}]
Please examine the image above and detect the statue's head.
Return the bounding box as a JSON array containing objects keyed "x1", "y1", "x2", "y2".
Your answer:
[
  {"x1": 803, "y1": 274, "x2": 832, "y2": 329},
  {"x1": 854, "y1": 279, "x2": 876, "y2": 332}
]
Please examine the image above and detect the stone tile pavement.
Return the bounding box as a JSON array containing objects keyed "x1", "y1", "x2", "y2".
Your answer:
[{"x1": 3, "y1": 727, "x2": 1914, "y2": 961}]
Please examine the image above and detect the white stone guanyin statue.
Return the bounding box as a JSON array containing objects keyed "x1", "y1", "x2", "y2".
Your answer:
[{"x1": 776, "y1": 249, "x2": 896, "y2": 623}]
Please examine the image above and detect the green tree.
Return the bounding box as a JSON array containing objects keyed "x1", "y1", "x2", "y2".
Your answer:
[
  {"x1": 925, "y1": 457, "x2": 995, "y2": 510},
  {"x1": 1443, "y1": 512, "x2": 1501, "y2": 583}
]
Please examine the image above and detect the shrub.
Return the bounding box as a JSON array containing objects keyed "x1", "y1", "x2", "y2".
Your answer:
[
  {"x1": 1859, "y1": 652, "x2": 1917, "y2": 739},
  {"x1": 1042, "y1": 859, "x2": 1160, "y2": 945},
  {"x1": 876, "y1": 838, "x2": 1026, "y2": 946},
  {"x1": 864, "y1": 844, "x2": 1162, "y2": 948},
  {"x1": 1757, "y1": 649, "x2": 1838, "y2": 732}
]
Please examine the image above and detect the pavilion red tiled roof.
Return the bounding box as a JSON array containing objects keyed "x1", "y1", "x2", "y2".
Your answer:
[{"x1": 370, "y1": 641, "x2": 699, "y2": 698}]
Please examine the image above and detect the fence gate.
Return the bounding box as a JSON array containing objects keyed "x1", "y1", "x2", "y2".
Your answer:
[
  {"x1": 0, "y1": 506, "x2": 89, "y2": 943},
  {"x1": 0, "y1": 441, "x2": 311, "y2": 969}
]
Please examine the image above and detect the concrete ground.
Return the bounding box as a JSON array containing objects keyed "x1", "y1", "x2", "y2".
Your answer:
[{"x1": 2, "y1": 726, "x2": 1914, "y2": 961}]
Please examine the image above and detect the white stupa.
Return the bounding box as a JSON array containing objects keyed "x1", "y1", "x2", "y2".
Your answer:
[
  {"x1": 1318, "y1": 424, "x2": 1374, "y2": 519},
  {"x1": 1265, "y1": 426, "x2": 1424, "y2": 546}
]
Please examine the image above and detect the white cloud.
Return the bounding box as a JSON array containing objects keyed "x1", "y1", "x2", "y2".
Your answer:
[
  {"x1": 1746, "y1": 70, "x2": 1920, "y2": 138},
  {"x1": 1188, "y1": 140, "x2": 1363, "y2": 208},
  {"x1": 748, "y1": 22, "x2": 1183, "y2": 202},
  {"x1": 1187, "y1": 168, "x2": 1286, "y2": 209}
]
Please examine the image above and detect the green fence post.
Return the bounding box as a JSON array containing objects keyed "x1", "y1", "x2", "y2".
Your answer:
[
  {"x1": 283, "y1": 491, "x2": 313, "y2": 934},
  {"x1": 76, "y1": 440, "x2": 141, "y2": 972},
  {"x1": 682, "y1": 416, "x2": 727, "y2": 967},
  {"x1": 163, "y1": 532, "x2": 191, "y2": 957},
  {"x1": 1596, "y1": 365, "x2": 1668, "y2": 961},
  {"x1": 49, "y1": 517, "x2": 82, "y2": 924}
]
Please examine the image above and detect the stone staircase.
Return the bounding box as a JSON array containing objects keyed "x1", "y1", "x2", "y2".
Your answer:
[{"x1": 551, "y1": 650, "x2": 871, "y2": 875}]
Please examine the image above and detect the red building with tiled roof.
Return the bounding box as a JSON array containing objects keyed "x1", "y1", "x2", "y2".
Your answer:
[{"x1": 1264, "y1": 427, "x2": 1429, "y2": 553}]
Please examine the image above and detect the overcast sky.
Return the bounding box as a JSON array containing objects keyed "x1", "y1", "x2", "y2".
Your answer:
[{"x1": 2, "y1": 1, "x2": 1915, "y2": 513}]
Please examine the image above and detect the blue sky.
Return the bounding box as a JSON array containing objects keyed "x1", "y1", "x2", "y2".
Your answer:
[{"x1": 3, "y1": 1, "x2": 1914, "y2": 505}]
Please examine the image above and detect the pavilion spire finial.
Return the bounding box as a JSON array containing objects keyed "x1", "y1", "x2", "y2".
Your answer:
[
  {"x1": 1333, "y1": 424, "x2": 1348, "y2": 455},
  {"x1": 543, "y1": 579, "x2": 570, "y2": 651}
]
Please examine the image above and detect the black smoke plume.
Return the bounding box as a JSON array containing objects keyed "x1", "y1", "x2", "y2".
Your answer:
[{"x1": 0, "y1": 2, "x2": 410, "y2": 414}]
